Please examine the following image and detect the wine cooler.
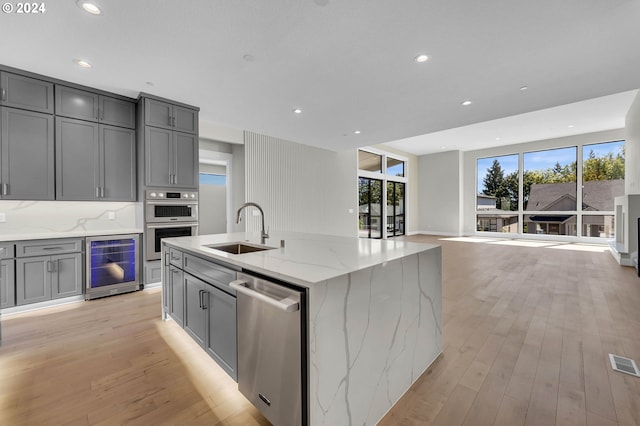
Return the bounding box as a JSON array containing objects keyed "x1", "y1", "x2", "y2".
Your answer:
[{"x1": 86, "y1": 234, "x2": 140, "y2": 300}]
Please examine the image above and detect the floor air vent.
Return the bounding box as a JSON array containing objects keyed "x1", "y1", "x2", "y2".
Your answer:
[{"x1": 608, "y1": 354, "x2": 640, "y2": 377}]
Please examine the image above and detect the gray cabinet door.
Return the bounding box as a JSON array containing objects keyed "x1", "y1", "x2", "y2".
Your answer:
[
  {"x1": 55, "y1": 85, "x2": 99, "y2": 122},
  {"x1": 169, "y1": 266, "x2": 184, "y2": 327},
  {"x1": 174, "y1": 106, "x2": 198, "y2": 134},
  {"x1": 16, "y1": 256, "x2": 51, "y2": 305},
  {"x1": 0, "y1": 259, "x2": 15, "y2": 309},
  {"x1": 206, "y1": 285, "x2": 237, "y2": 380},
  {"x1": 144, "y1": 98, "x2": 173, "y2": 130},
  {"x1": 55, "y1": 117, "x2": 99, "y2": 200},
  {"x1": 51, "y1": 253, "x2": 82, "y2": 299},
  {"x1": 145, "y1": 126, "x2": 173, "y2": 187},
  {"x1": 1, "y1": 107, "x2": 54, "y2": 200},
  {"x1": 100, "y1": 96, "x2": 135, "y2": 129},
  {"x1": 183, "y1": 274, "x2": 206, "y2": 347},
  {"x1": 174, "y1": 132, "x2": 198, "y2": 188},
  {"x1": 101, "y1": 125, "x2": 136, "y2": 201},
  {"x1": 0, "y1": 72, "x2": 54, "y2": 114}
]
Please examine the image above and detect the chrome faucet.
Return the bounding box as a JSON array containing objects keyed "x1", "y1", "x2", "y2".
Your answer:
[{"x1": 236, "y1": 202, "x2": 269, "y2": 244}]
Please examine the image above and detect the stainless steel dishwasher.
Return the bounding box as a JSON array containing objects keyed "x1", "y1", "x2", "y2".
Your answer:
[{"x1": 230, "y1": 272, "x2": 306, "y2": 426}]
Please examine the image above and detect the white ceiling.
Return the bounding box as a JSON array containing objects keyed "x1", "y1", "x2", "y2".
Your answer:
[{"x1": 1, "y1": 0, "x2": 639, "y2": 155}]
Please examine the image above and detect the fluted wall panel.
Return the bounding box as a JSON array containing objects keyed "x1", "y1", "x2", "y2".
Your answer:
[{"x1": 244, "y1": 131, "x2": 358, "y2": 236}]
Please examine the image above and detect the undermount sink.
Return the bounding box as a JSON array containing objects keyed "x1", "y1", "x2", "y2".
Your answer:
[{"x1": 204, "y1": 242, "x2": 276, "y2": 255}]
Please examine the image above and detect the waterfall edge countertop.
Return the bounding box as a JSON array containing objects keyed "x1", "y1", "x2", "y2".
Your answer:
[{"x1": 162, "y1": 231, "x2": 439, "y2": 288}]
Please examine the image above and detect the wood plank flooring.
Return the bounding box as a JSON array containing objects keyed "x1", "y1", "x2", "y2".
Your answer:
[
  {"x1": 1, "y1": 235, "x2": 639, "y2": 425},
  {"x1": 380, "y1": 236, "x2": 640, "y2": 426}
]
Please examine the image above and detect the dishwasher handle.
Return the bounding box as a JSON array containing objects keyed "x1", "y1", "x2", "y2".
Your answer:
[{"x1": 230, "y1": 280, "x2": 299, "y2": 312}]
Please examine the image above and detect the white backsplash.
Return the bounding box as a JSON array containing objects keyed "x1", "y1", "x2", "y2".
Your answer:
[{"x1": 0, "y1": 200, "x2": 141, "y2": 236}]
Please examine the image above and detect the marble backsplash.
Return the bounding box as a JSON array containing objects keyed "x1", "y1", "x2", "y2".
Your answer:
[{"x1": 0, "y1": 200, "x2": 141, "y2": 235}]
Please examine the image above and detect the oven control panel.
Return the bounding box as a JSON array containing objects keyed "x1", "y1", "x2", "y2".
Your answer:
[{"x1": 146, "y1": 190, "x2": 198, "y2": 201}]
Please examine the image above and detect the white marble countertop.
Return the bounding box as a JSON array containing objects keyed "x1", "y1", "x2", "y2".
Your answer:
[
  {"x1": 0, "y1": 229, "x2": 144, "y2": 242},
  {"x1": 163, "y1": 231, "x2": 439, "y2": 287}
]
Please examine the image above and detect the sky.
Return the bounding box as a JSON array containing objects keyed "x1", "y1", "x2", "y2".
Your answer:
[{"x1": 476, "y1": 140, "x2": 625, "y2": 193}]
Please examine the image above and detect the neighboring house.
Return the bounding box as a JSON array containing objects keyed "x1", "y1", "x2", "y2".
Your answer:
[
  {"x1": 476, "y1": 194, "x2": 518, "y2": 232},
  {"x1": 524, "y1": 180, "x2": 623, "y2": 236},
  {"x1": 477, "y1": 194, "x2": 497, "y2": 210}
]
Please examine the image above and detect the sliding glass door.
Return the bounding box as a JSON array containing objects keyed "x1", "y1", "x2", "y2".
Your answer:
[{"x1": 359, "y1": 177, "x2": 382, "y2": 238}]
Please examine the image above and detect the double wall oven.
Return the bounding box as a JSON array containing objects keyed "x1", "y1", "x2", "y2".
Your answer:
[{"x1": 145, "y1": 189, "x2": 198, "y2": 261}]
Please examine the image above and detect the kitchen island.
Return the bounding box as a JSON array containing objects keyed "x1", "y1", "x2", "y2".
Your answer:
[{"x1": 162, "y1": 231, "x2": 441, "y2": 425}]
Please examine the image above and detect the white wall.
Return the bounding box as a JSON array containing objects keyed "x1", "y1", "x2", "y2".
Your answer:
[
  {"x1": 461, "y1": 128, "x2": 626, "y2": 235},
  {"x1": 231, "y1": 144, "x2": 245, "y2": 232},
  {"x1": 244, "y1": 131, "x2": 357, "y2": 237},
  {"x1": 418, "y1": 150, "x2": 463, "y2": 235},
  {"x1": 625, "y1": 92, "x2": 640, "y2": 194}
]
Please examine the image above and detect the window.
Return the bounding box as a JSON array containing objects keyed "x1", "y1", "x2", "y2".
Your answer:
[
  {"x1": 582, "y1": 141, "x2": 624, "y2": 211},
  {"x1": 358, "y1": 149, "x2": 408, "y2": 239},
  {"x1": 358, "y1": 151, "x2": 382, "y2": 173},
  {"x1": 476, "y1": 154, "x2": 518, "y2": 234},
  {"x1": 475, "y1": 140, "x2": 624, "y2": 239},
  {"x1": 199, "y1": 173, "x2": 226, "y2": 185},
  {"x1": 387, "y1": 157, "x2": 405, "y2": 177}
]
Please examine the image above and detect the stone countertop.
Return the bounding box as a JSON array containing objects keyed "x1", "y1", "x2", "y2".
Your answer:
[
  {"x1": 0, "y1": 229, "x2": 144, "y2": 242},
  {"x1": 162, "y1": 231, "x2": 439, "y2": 288}
]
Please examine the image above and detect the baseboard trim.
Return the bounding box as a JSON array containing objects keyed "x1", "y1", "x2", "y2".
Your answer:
[{"x1": 0, "y1": 295, "x2": 84, "y2": 316}]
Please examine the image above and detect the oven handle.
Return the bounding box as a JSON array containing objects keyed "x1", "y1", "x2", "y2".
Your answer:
[
  {"x1": 145, "y1": 200, "x2": 198, "y2": 206},
  {"x1": 146, "y1": 223, "x2": 199, "y2": 229}
]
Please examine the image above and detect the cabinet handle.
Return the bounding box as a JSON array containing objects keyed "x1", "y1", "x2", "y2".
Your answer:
[
  {"x1": 2, "y1": 183, "x2": 8, "y2": 195},
  {"x1": 198, "y1": 289, "x2": 203, "y2": 308},
  {"x1": 201, "y1": 290, "x2": 207, "y2": 310},
  {"x1": 46, "y1": 260, "x2": 53, "y2": 273},
  {"x1": 96, "y1": 187, "x2": 100, "y2": 198},
  {"x1": 100, "y1": 187, "x2": 105, "y2": 198},
  {"x1": 1, "y1": 87, "x2": 6, "y2": 102},
  {"x1": 164, "y1": 252, "x2": 170, "y2": 266},
  {"x1": 172, "y1": 116, "x2": 176, "y2": 127},
  {"x1": 42, "y1": 246, "x2": 64, "y2": 251},
  {"x1": 168, "y1": 115, "x2": 172, "y2": 126}
]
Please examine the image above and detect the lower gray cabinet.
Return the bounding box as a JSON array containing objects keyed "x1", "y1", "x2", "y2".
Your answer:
[
  {"x1": 15, "y1": 238, "x2": 83, "y2": 306},
  {"x1": 164, "y1": 264, "x2": 184, "y2": 327},
  {"x1": 205, "y1": 284, "x2": 237, "y2": 379},
  {"x1": 16, "y1": 253, "x2": 82, "y2": 305},
  {"x1": 0, "y1": 243, "x2": 15, "y2": 308},
  {"x1": 184, "y1": 273, "x2": 207, "y2": 347},
  {"x1": 166, "y1": 245, "x2": 237, "y2": 381}
]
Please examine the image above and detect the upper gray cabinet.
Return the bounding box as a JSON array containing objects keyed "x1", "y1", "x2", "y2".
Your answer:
[
  {"x1": 140, "y1": 95, "x2": 199, "y2": 189},
  {"x1": 144, "y1": 98, "x2": 198, "y2": 134},
  {"x1": 56, "y1": 117, "x2": 136, "y2": 201},
  {"x1": 56, "y1": 85, "x2": 135, "y2": 129},
  {"x1": 0, "y1": 72, "x2": 54, "y2": 114},
  {"x1": 0, "y1": 107, "x2": 55, "y2": 200}
]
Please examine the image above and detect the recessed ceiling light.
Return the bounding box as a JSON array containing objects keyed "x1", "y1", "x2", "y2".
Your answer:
[
  {"x1": 461, "y1": 100, "x2": 472, "y2": 106},
  {"x1": 520, "y1": 86, "x2": 529, "y2": 91},
  {"x1": 568, "y1": 124, "x2": 575, "y2": 128},
  {"x1": 145, "y1": 81, "x2": 154, "y2": 87},
  {"x1": 354, "y1": 130, "x2": 361, "y2": 134},
  {"x1": 495, "y1": 137, "x2": 501, "y2": 141},
  {"x1": 414, "y1": 54, "x2": 429, "y2": 63},
  {"x1": 77, "y1": 1, "x2": 101, "y2": 15},
  {"x1": 73, "y1": 59, "x2": 92, "y2": 68},
  {"x1": 292, "y1": 108, "x2": 302, "y2": 114}
]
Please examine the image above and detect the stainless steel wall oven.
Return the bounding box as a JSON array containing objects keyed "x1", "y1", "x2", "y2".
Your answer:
[{"x1": 145, "y1": 190, "x2": 198, "y2": 261}]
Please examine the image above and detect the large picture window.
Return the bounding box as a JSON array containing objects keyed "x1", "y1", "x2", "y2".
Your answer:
[
  {"x1": 475, "y1": 140, "x2": 624, "y2": 239},
  {"x1": 359, "y1": 177, "x2": 382, "y2": 238}
]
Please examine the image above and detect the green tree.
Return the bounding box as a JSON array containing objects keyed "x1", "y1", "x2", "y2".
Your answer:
[{"x1": 482, "y1": 159, "x2": 504, "y2": 197}]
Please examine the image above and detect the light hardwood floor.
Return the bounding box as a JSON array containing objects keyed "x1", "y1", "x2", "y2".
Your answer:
[{"x1": 1, "y1": 235, "x2": 639, "y2": 425}]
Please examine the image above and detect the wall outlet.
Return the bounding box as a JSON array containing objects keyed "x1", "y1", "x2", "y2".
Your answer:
[
  {"x1": 348, "y1": 208, "x2": 354, "y2": 214},
  {"x1": 107, "y1": 211, "x2": 116, "y2": 220},
  {"x1": 0, "y1": 212, "x2": 5, "y2": 223},
  {"x1": 252, "y1": 210, "x2": 260, "y2": 216}
]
